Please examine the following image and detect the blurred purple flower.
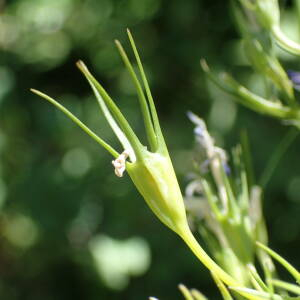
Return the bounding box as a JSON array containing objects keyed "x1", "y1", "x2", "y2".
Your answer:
[{"x1": 287, "y1": 70, "x2": 300, "y2": 90}]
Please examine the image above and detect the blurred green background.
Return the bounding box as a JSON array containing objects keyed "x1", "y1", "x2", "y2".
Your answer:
[{"x1": 0, "y1": 0, "x2": 299, "y2": 299}]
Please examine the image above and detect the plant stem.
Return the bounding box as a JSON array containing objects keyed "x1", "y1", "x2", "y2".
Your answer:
[
  {"x1": 179, "y1": 226, "x2": 237, "y2": 287},
  {"x1": 272, "y1": 25, "x2": 300, "y2": 56},
  {"x1": 180, "y1": 228, "x2": 272, "y2": 300}
]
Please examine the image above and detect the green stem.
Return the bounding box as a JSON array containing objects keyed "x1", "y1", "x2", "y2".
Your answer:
[
  {"x1": 179, "y1": 227, "x2": 237, "y2": 287},
  {"x1": 179, "y1": 228, "x2": 267, "y2": 300},
  {"x1": 272, "y1": 25, "x2": 300, "y2": 56},
  {"x1": 177, "y1": 225, "x2": 272, "y2": 300}
]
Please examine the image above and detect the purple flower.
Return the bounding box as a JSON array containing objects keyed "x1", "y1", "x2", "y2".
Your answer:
[{"x1": 287, "y1": 70, "x2": 300, "y2": 89}]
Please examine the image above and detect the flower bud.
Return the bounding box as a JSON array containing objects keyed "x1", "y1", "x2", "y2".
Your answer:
[{"x1": 127, "y1": 151, "x2": 188, "y2": 234}]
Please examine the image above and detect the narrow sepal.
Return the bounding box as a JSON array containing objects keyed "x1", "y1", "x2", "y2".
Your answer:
[
  {"x1": 256, "y1": 242, "x2": 300, "y2": 283},
  {"x1": 115, "y1": 39, "x2": 158, "y2": 151},
  {"x1": 76, "y1": 60, "x2": 145, "y2": 160},
  {"x1": 30, "y1": 89, "x2": 119, "y2": 158},
  {"x1": 126, "y1": 29, "x2": 167, "y2": 153}
]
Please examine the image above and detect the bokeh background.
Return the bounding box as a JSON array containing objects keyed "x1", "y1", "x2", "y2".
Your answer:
[{"x1": 0, "y1": 0, "x2": 300, "y2": 299}]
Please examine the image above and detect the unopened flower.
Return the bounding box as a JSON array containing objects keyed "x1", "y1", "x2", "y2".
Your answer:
[{"x1": 31, "y1": 30, "x2": 189, "y2": 235}]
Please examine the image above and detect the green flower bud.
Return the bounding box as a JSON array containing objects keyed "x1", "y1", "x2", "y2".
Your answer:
[
  {"x1": 127, "y1": 151, "x2": 187, "y2": 233},
  {"x1": 31, "y1": 30, "x2": 189, "y2": 235}
]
